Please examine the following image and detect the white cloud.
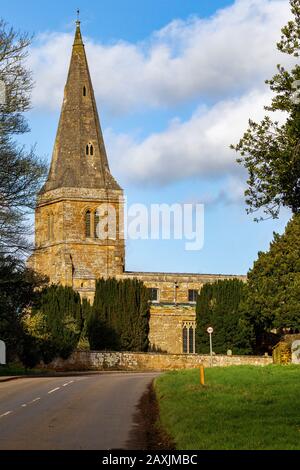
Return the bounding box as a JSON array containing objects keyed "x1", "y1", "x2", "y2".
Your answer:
[
  {"x1": 199, "y1": 177, "x2": 248, "y2": 207},
  {"x1": 106, "y1": 87, "x2": 284, "y2": 185},
  {"x1": 28, "y1": 0, "x2": 292, "y2": 113},
  {"x1": 28, "y1": 0, "x2": 293, "y2": 197}
]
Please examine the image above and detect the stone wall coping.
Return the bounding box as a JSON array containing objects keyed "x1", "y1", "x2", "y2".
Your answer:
[
  {"x1": 42, "y1": 351, "x2": 273, "y2": 372},
  {"x1": 79, "y1": 350, "x2": 270, "y2": 359},
  {"x1": 150, "y1": 302, "x2": 195, "y2": 306},
  {"x1": 122, "y1": 271, "x2": 246, "y2": 280}
]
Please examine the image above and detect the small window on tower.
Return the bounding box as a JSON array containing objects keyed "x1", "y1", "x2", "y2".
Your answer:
[
  {"x1": 94, "y1": 210, "x2": 100, "y2": 238},
  {"x1": 86, "y1": 143, "x2": 93, "y2": 156},
  {"x1": 83, "y1": 86, "x2": 86, "y2": 96},
  {"x1": 85, "y1": 210, "x2": 91, "y2": 238}
]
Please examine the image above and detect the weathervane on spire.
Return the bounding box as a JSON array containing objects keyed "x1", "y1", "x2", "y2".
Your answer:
[{"x1": 76, "y1": 9, "x2": 80, "y2": 26}]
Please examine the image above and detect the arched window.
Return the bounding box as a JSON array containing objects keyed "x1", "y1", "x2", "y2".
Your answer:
[
  {"x1": 189, "y1": 327, "x2": 194, "y2": 353},
  {"x1": 182, "y1": 322, "x2": 195, "y2": 354},
  {"x1": 86, "y1": 143, "x2": 94, "y2": 156},
  {"x1": 94, "y1": 210, "x2": 100, "y2": 238},
  {"x1": 182, "y1": 327, "x2": 188, "y2": 353},
  {"x1": 83, "y1": 86, "x2": 86, "y2": 96},
  {"x1": 85, "y1": 210, "x2": 91, "y2": 238}
]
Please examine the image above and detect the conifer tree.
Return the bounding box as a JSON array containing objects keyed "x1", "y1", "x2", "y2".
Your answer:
[
  {"x1": 241, "y1": 214, "x2": 300, "y2": 352},
  {"x1": 87, "y1": 278, "x2": 150, "y2": 351},
  {"x1": 29, "y1": 285, "x2": 83, "y2": 359},
  {"x1": 195, "y1": 279, "x2": 252, "y2": 354}
]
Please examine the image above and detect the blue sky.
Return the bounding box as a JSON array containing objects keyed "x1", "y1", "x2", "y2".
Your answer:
[{"x1": 3, "y1": 0, "x2": 293, "y2": 274}]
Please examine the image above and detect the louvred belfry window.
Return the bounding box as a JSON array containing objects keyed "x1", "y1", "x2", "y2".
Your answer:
[
  {"x1": 94, "y1": 210, "x2": 100, "y2": 238},
  {"x1": 85, "y1": 210, "x2": 91, "y2": 238}
]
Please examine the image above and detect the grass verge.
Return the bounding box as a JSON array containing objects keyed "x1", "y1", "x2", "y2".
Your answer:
[
  {"x1": 0, "y1": 363, "x2": 46, "y2": 376},
  {"x1": 154, "y1": 365, "x2": 300, "y2": 450}
]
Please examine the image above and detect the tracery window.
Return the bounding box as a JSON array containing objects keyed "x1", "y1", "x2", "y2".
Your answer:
[{"x1": 182, "y1": 321, "x2": 196, "y2": 354}]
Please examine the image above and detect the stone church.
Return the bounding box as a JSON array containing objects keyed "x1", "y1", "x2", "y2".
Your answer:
[{"x1": 28, "y1": 22, "x2": 244, "y2": 354}]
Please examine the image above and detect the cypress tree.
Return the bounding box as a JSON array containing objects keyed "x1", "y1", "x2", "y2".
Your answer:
[
  {"x1": 242, "y1": 214, "x2": 300, "y2": 352},
  {"x1": 195, "y1": 279, "x2": 252, "y2": 354},
  {"x1": 87, "y1": 278, "x2": 150, "y2": 351},
  {"x1": 30, "y1": 285, "x2": 83, "y2": 359}
]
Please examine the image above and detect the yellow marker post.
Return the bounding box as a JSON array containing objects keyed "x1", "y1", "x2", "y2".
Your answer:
[{"x1": 200, "y1": 364, "x2": 205, "y2": 385}]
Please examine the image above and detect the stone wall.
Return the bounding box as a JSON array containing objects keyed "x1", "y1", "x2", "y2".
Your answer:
[
  {"x1": 122, "y1": 271, "x2": 246, "y2": 304},
  {"x1": 148, "y1": 304, "x2": 195, "y2": 354},
  {"x1": 42, "y1": 350, "x2": 272, "y2": 372}
]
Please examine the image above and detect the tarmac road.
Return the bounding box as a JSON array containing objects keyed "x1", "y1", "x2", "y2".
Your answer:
[{"x1": 0, "y1": 372, "x2": 159, "y2": 450}]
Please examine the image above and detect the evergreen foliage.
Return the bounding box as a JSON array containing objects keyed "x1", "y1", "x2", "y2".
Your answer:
[
  {"x1": 28, "y1": 285, "x2": 83, "y2": 360},
  {"x1": 195, "y1": 279, "x2": 252, "y2": 354},
  {"x1": 87, "y1": 278, "x2": 150, "y2": 351},
  {"x1": 0, "y1": 254, "x2": 46, "y2": 361},
  {"x1": 241, "y1": 214, "x2": 300, "y2": 352}
]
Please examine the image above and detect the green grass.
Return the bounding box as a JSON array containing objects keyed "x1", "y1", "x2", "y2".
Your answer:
[
  {"x1": 0, "y1": 363, "x2": 46, "y2": 376},
  {"x1": 155, "y1": 365, "x2": 300, "y2": 450}
]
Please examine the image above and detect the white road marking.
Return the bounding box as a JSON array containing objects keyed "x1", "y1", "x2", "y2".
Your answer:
[
  {"x1": 0, "y1": 411, "x2": 12, "y2": 418},
  {"x1": 48, "y1": 387, "x2": 60, "y2": 394},
  {"x1": 62, "y1": 380, "x2": 74, "y2": 387},
  {"x1": 28, "y1": 397, "x2": 41, "y2": 404},
  {"x1": 21, "y1": 404, "x2": 27, "y2": 407}
]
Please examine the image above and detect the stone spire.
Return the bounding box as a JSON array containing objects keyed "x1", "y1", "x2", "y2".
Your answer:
[{"x1": 41, "y1": 21, "x2": 120, "y2": 193}]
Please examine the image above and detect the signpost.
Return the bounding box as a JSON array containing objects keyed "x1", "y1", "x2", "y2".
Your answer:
[{"x1": 207, "y1": 327, "x2": 213, "y2": 367}]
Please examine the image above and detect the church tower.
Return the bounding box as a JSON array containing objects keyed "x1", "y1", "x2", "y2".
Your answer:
[{"x1": 28, "y1": 21, "x2": 125, "y2": 301}]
